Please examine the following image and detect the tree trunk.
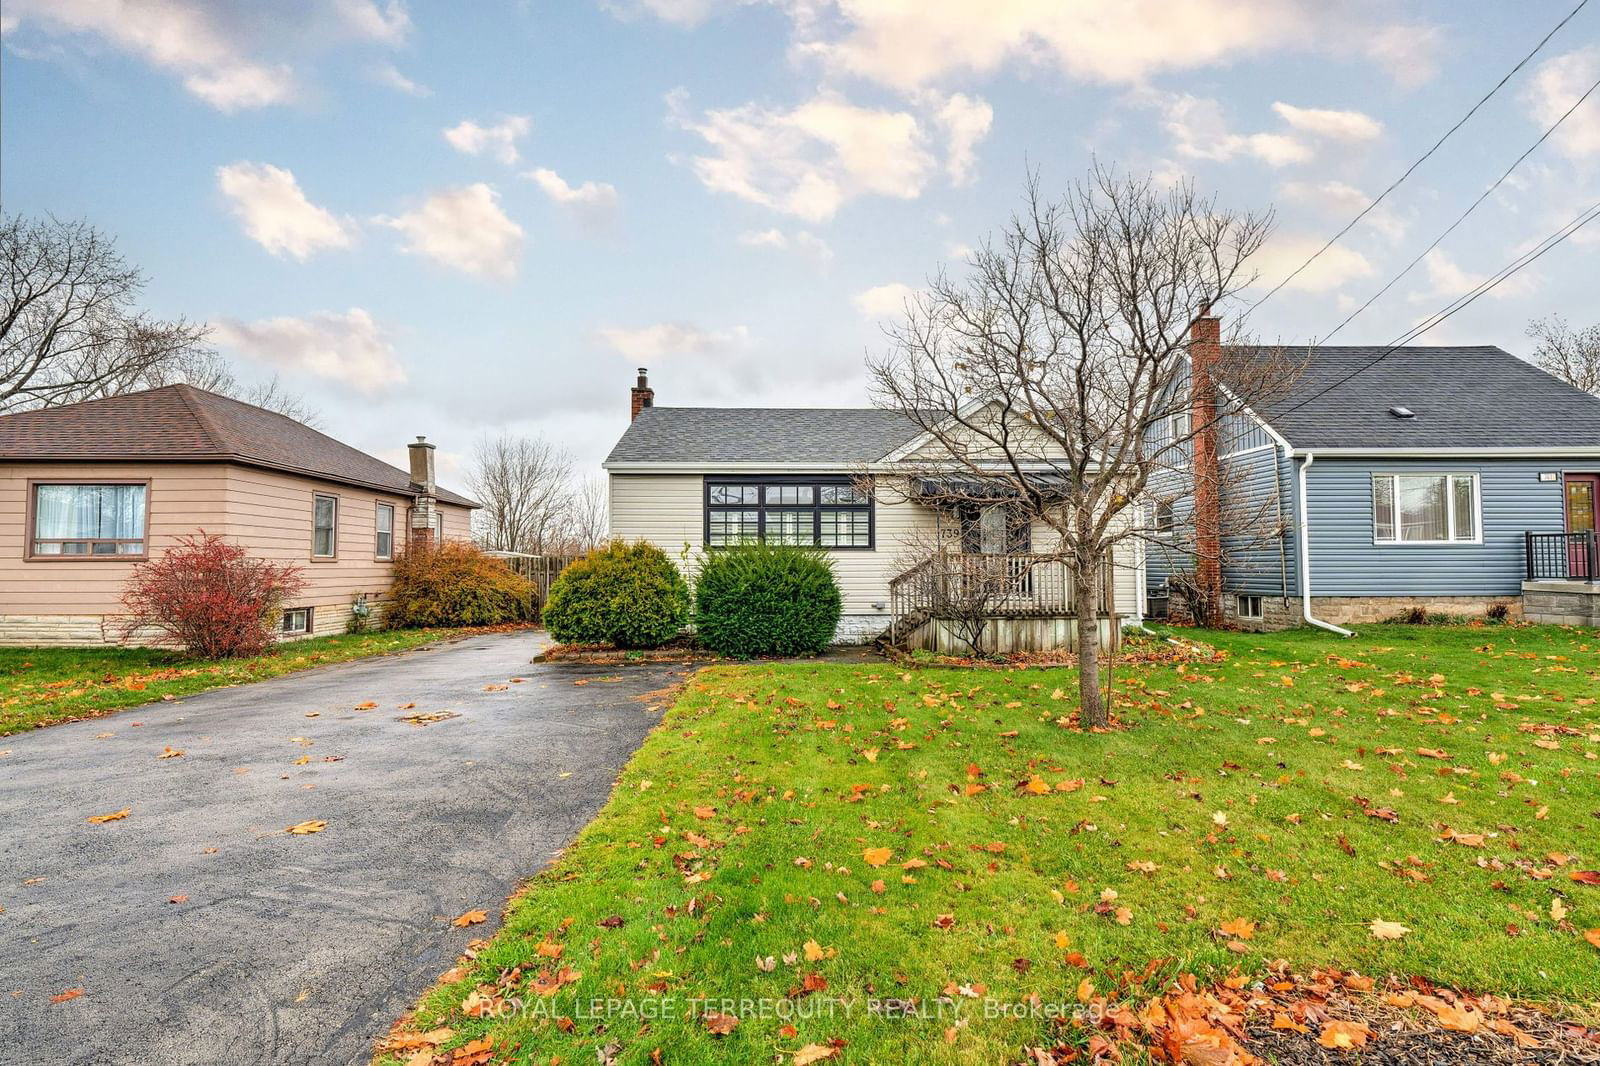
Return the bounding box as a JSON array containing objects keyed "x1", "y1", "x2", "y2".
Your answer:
[{"x1": 1075, "y1": 560, "x2": 1106, "y2": 727}]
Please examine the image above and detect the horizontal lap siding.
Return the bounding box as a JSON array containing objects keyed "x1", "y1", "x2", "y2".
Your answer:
[
  {"x1": 0, "y1": 462, "x2": 231, "y2": 614},
  {"x1": 1305, "y1": 458, "x2": 1564, "y2": 597},
  {"x1": 608, "y1": 474, "x2": 1140, "y2": 618},
  {"x1": 1220, "y1": 447, "x2": 1296, "y2": 596},
  {"x1": 608, "y1": 473, "x2": 936, "y2": 617}
]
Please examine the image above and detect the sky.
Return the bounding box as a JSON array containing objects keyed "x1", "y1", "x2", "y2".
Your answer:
[{"x1": 2, "y1": 0, "x2": 1598, "y2": 489}]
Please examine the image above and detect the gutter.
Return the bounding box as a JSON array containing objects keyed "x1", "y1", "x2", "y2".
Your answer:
[{"x1": 1296, "y1": 451, "x2": 1354, "y2": 637}]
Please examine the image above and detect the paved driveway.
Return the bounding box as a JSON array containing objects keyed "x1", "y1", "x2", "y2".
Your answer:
[{"x1": 0, "y1": 631, "x2": 688, "y2": 1066}]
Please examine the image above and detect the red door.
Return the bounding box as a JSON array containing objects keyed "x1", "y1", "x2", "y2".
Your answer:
[{"x1": 1566, "y1": 474, "x2": 1599, "y2": 578}]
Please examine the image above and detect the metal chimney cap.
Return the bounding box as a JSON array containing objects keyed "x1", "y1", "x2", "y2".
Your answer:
[{"x1": 1389, "y1": 406, "x2": 1415, "y2": 419}]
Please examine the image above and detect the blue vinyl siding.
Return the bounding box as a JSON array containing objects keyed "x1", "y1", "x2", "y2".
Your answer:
[
  {"x1": 1302, "y1": 458, "x2": 1566, "y2": 596},
  {"x1": 1219, "y1": 445, "x2": 1297, "y2": 595}
]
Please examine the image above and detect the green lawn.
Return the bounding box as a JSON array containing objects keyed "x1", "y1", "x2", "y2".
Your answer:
[
  {"x1": 0, "y1": 629, "x2": 464, "y2": 735},
  {"x1": 385, "y1": 623, "x2": 1600, "y2": 1065}
]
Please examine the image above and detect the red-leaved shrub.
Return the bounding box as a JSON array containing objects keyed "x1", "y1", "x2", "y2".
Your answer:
[{"x1": 120, "y1": 531, "x2": 307, "y2": 658}]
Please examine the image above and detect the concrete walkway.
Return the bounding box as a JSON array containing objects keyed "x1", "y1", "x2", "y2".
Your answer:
[{"x1": 0, "y1": 631, "x2": 689, "y2": 1066}]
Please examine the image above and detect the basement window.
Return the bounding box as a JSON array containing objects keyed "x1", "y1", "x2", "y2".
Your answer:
[
  {"x1": 1236, "y1": 594, "x2": 1263, "y2": 620},
  {"x1": 282, "y1": 607, "x2": 312, "y2": 636}
]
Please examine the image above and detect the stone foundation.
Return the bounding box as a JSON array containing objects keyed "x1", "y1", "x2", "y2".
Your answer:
[
  {"x1": 1521, "y1": 580, "x2": 1600, "y2": 626},
  {"x1": 1220, "y1": 592, "x2": 1303, "y2": 632},
  {"x1": 834, "y1": 612, "x2": 891, "y2": 645},
  {"x1": 1308, "y1": 595, "x2": 1523, "y2": 626},
  {"x1": 0, "y1": 598, "x2": 388, "y2": 648}
]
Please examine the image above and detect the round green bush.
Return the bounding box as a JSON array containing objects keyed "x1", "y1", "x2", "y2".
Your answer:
[
  {"x1": 694, "y1": 542, "x2": 841, "y2": 657},
  {"x1": 542, "y1": 540, "x2": 690, "y2": 648}
]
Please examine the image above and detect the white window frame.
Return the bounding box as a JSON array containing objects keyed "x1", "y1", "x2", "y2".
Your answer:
[
  {"x1": 1169, "y1": 410, "x2": 1191, "y2": 444},
  {"x1": 312, "y1": 493, "x2": 338, "y2": 558},
  {"x1": 1371, "y1": 473, "x2": 1482, "y2": 546},
  {"x1": 282, "y1": 607, "x2": 312, "y2": 635},
  {"x1": 432, "y1": 511, "x2": 445, "y2": 543},
  {"x1": 1153, "y1": 499, "x2": 1176, "y2": 535},
  {"x1": 1236, "y1": 593, "x2": 1263, "y2": 620},
  {"x1": 375, "y1": 503, "x2": 395, "y2": 560}
]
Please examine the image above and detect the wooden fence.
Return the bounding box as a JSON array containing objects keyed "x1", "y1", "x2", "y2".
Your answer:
[{"x1": 484, "y1": 551, "x2": 583, "y2": 600}]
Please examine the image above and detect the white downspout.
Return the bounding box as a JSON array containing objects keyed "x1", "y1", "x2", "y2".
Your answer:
[{"x1": 1297, "y1": 451, "x2": 1354, "y2": 637}]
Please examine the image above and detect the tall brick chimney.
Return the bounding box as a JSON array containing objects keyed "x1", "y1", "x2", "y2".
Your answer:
[
  {"x1": 408, "y1": 435, "x2": 438, "y2": 550},
  {"x1": 630, "y1": 367, "x2": 654, "y2": 421},
  {"x1": 1189, "y1": 305, "x2": 1223, "y2": 625}
]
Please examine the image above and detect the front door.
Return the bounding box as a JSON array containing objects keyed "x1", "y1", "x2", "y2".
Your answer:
[{"x1": 1565, "y1": 474, "x2": 1599, "y2": 577}]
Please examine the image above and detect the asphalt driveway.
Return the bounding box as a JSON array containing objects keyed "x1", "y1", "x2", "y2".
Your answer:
[{"x1": 0, "y1": 631, "x2": 688, "y2": 1066}]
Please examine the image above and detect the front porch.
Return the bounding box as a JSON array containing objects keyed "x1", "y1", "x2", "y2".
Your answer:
[
  {"x1": 886, "y1": 552, "x2": 1120, "y2": 655},
  {"x1": 1523, "y1": 531, "x2": 1600, "y2": 625}
]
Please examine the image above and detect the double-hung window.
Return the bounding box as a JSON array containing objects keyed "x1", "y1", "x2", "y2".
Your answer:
[
  {"x1": 30, "y1": 482, "x2": 148, "y2": 557},
  {"x1": 1372, "y1": 473, "x2": 1478, "y2": 544},
  {"x1": 375, "y1": 503, "x2": 395, "y2": 559},
  {"x1": 705, "y1": 478, "x2": 873, "y2": 549},
  {"x1": 313, "y1": 494, "x2": 338, "y2": 558}
]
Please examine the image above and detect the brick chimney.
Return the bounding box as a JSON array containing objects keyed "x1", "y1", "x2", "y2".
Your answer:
[
  {"x1": 630, "y1": 367, "x2": 654, "y2": 421},
  {"x1": 1189, "y1": 305, "x2": 1223, "y2": 625},
  {"x1": 408, "y1": 435, "x2": 438, "y2": 550}
]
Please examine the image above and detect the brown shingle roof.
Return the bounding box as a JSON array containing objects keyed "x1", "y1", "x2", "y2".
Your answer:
[{"x1": 0, "y1": 385, "x2": 477, "y2": 507}]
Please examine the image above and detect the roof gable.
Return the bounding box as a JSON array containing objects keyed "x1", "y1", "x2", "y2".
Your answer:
[{"x1": 0, "y1": 385, "x2": 477, "y2": 506}]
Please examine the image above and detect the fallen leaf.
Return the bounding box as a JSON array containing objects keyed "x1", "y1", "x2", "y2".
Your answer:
[
  {"x1": 158, "y1": 747, "x2": 184, "y2": 759},
  {"x1": 1318, "y1": 1020, "x2": 1370, "y2": 1049},
  {"x1": 286, "y1": 820, "x2": 327, "y2": 835},
  {"x1": 87, "y1": 808, "x2": 130, "y2": 824},
  {"x1": 793, "y1": 1044, "x2": 838, "y2": 1064},
  {"x1": 704, "y1": 1012, "x2": 739, "y2": 1036},
  {"x1": 1218, "y1": 917, "x2": 1256, "y2": 941},
  {"x1": 49, "y1": 987, "x2": 84, "y2": 1004},
  {"x1": 452, "y1": 909, "x2": 488, "y2": 927},
  {"x1": 1369, "y1": 919, "x2": 1410, "y2": 940},
  {"x1": 863, "y1": 847, "x2": 893, "y2": 867}
]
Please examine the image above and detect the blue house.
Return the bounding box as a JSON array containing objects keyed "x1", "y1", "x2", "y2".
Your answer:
[{"x1": 1146, "y1": 314, "x2": 1600, "y2": 631}]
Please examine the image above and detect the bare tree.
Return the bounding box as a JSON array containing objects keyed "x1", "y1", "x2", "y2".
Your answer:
[
  {"x1": 867, "y1": 167, "x2": 1298, "y2": 727},
  {"x1": 466, "y1": 433, "x2": 576, "y2": 554},
  {"x1": 0, "y1": 213, "x2": 315, "y2": 421},
  {"x1": 1528, "y1": 315, "x2": 1600, "y2": 395},
  {"x1": 556, "y1": 475, "x2": 610, "y2": 553}
]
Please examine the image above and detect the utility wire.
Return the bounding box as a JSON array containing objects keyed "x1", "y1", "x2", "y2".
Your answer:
[
  {"x1": 1244, "y1": 0, "x2": 1592, "y2": 316},
  {"x1": 1313, "y1": 69, "x2": 1600, "y2": 345},
  {"x1": 1267, "y1": 199, "x2": 1600, "y2": 420}
]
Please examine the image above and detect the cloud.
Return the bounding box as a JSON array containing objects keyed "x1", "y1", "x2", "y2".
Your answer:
[
  {"x1": 376, "y1": 184, "x2": 524, "y2": 280},
  {"x1": 3, "y1": 0, "x2": 413, "y2": 111},
  {"x1": 214, "y1": 308, "x2": 407, "y2": 394},
  {"x1": 1271, "y1": 102, "x2": 1382, "y2": 141},
  {"x1": 784, "y1": 0, "x2": 1438, "y2": 91},
  {"x1": 1157, "y1": 93, "x2": 1311, "y2": 167},
  {"x1": 596, "y1": 322, "x2": 751, "y2": 360},
  {"x1": 1411, "y1": 249, "x2": 1538, "y2": 303},
  {"x1": 854, "y1": 282, "x2": 917, "y2": 317},
  {"x1": 669, "y1": 88, "x2": 937, "y2": 221},
  {"x1": 1249, "y1": 236, "x2": 1374, "y2": 293},
  {"x1": 333, "y1": 0, "x2": 410, "y2": 44},
  {"x1": 736, "y1": 227, "x2": 834, "y2": 269},
  {"x1": 216, "y1": 162, "x2": 353, "y2": 260},
  {"x1": 1522, "y1": 46, "x2": 1600, "y2": 159},
  {"x1": 932, "y1": 92, "x2": 993, "y2": 184},
  {"x1": 444, "y1": 116, "x2": 531, "y2": 165},
  {"x1": 1278, "y1": 180, "x2": 1407, "y2": 242},
  {"x1": 601, "y1": 0, "x2": 736, "y2": 25},
  {"x1": 525, "y1": 167, "x2": 620, "y2": 229},
  {"x1": 371, "y1": 61, "x2": 430, "y2": 96}
]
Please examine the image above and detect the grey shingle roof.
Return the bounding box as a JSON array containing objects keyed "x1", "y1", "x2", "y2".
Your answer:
[
  {"x1": 605, "y1": 407, "x2": 925, "y2": 464},
  {"x1": 1253, "y1": 346, "x2": 1600, "y2": 449},
  {"x1": 0, "y1": 384, "x2": 478, "y2": 506}
]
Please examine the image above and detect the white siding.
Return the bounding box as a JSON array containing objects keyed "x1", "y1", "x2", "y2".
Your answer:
[{"x1": 608, "y1": 473, "x2": 1142, "y2": 637}]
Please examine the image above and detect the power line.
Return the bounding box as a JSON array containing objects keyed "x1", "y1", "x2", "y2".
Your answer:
[
  {"x1": 1267, "y1": 198, "x2": 1600, "y2": 421},
  {"x1": 1313, "y1": 68, "x2": 1600, "y2": 345},
  {"x1": 1244, "y1": 0, "x2": 1592, "y2": 316}
]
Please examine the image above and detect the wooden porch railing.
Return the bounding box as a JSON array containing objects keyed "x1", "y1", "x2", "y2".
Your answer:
[
  {"x1": 888, "y1": 552, "x2": 1114, "y2": 644},
  {"x1": 1526, "y1": 531, "x2": 1598, "y2": 581}
]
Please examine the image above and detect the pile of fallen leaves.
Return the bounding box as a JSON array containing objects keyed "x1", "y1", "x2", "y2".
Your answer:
[{"x1": 1023, "y1": 964, "x2": 1600, "y2": 1065}]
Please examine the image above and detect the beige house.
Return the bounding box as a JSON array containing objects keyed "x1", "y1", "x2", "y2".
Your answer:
[
  {"x1": 603, "y1": 371, "x2": 1144, "y2": 651},
  {"x1": 0, "y1": 385, "x2": 476, "y2": 646}
]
